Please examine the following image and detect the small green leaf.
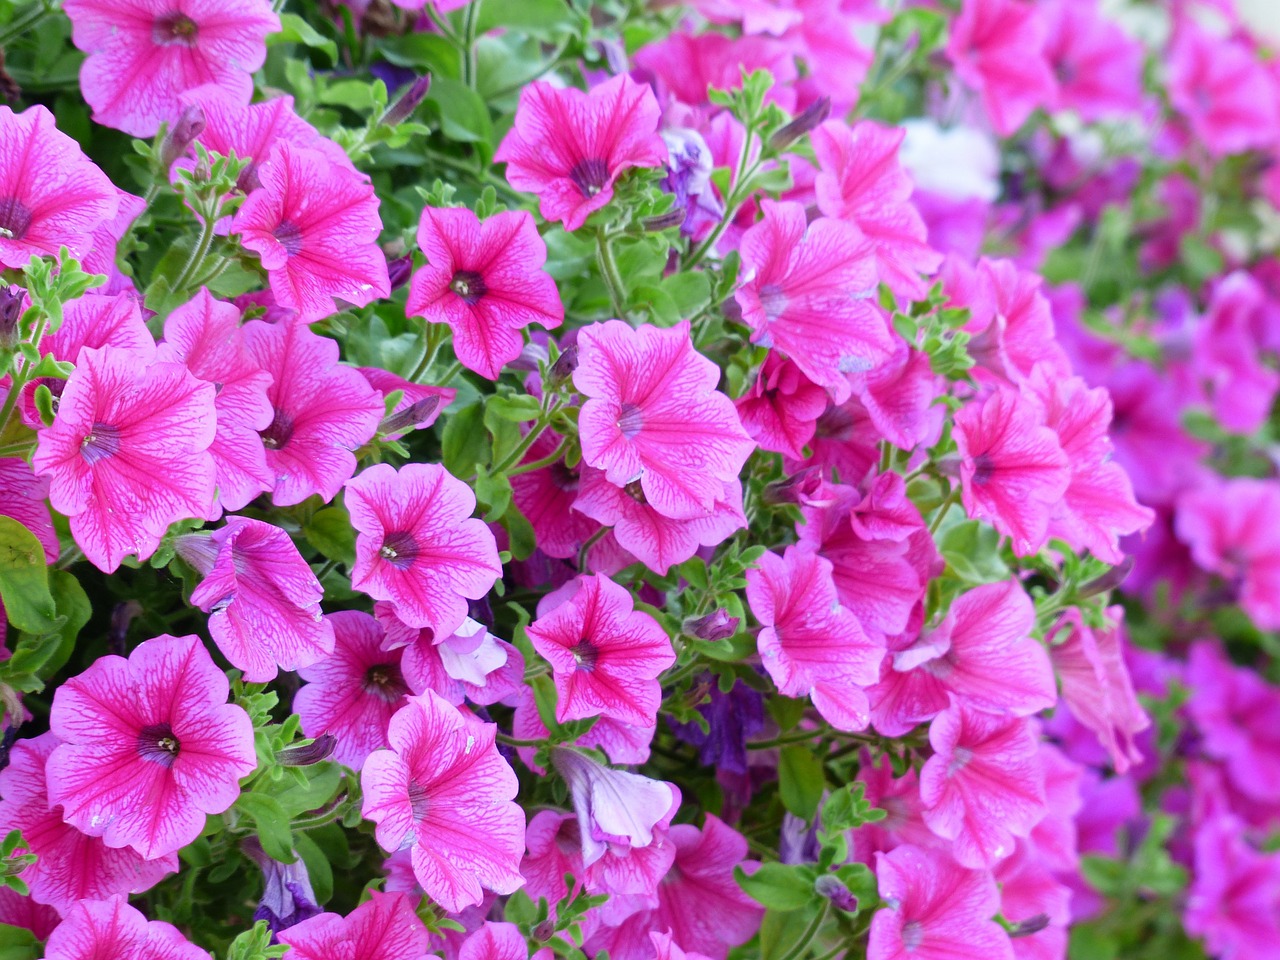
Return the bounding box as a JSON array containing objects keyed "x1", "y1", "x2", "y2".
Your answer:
[
  {"x1": 442, "y1": 402, "x2": 489, "y2": 479},
  {"x1": 269, "y1": 13, "x2": 338, "y2": 64},
  {"x1": 428, "y1": 76, "x2": 493, "y2": 146},
  {"x1": 304, "y1": 507, "x2": 356, "y2": 567},
  {"x1": 0, "y1": 517, "x2": 58, "y2": 635},
  {"x1": 236, "y1": 793, "x2": 296, "y2": 864},
  {"x1": 736, "y1": 863, "x2": 818, "y2": 911},
  {"x1": 778, "y1": 745, "x2": 826, "y2": 820}
]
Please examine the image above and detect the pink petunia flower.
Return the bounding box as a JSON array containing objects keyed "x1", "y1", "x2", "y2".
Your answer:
[
  {"x1": 345, "y1": 462, "x2": 502, "y2": 636},
  {"x1": 736, "y1": 200, "x2": 896, "y2": 401},
  {"x1": 294, "y1": 610, "x2": 408, "y2": 770},
  {"x1": 0, "y1": 886, "x2": 59, "y2": 942},
  {"x1": 734, "y1": 353, "x2": 828, "y2": 461},
  {"x1": 46, "y1": 634, "x2": 256, "y2": 859},
  {"x1": 1184, "y1": 815, "x2": 1280, "y2": 960},
  {"x1": 63, "y1": 0, "x2": 278, "y2": 137},
  {"x1": 0, "y1": 733, "x2": 177, "y2": 913},
  {"x1": 746, "y1": 546, "x2": 883, "y2": 731},
  {"x1": 242, "y1": 319, "x2": 383, "y2": 506},
  {"x1": 526, "y1": 574, "x2": 674, "y2": 727},
  {"x1": 43, "y1": 896, "x2": 211, "y2": 960},
  {"x1": 357, "y1": 367, "x2": 454, "y2": 438},
  {"x1": 82, "y1": 188, "x2": 148, "y2": 297},
  {"x1": 178, "y1": 517, "x2": 333, "y2": 682},
  {"x1": 32, "y1": 345, "x2": 218, "y2": 573},
  {"x1": 0, "y1": 104, "x2": 118, "y2": 268},
  {"x1": 945, "y1": 0, "x2": 1057, "y2": 137},
  {"x1": 510, "y1": 431, "x2": 601, "y2": 560},
  {"x1": 1041, "y1": 0, "x2": 1145, "y2": 121},
  {"x1": 361, "y1": 690, "x2": 525, "y2": 912},
  {"x1": 919, "y1": 702, "x2": 1046, "y2": 869},
  {"x1": 0, "y1": 458, "x2": 58, "y2": 562},
  {"x1": 277, "y1": 890, "x2": 429, "y2": 960},
  {"x1": 952, "y1": 386, "x2": 1070, "y2": 556},
  {"x1": 512, "y1": 687, "x2": 654, "y2": 769},
  {"x1": 811, "y1": 120, "x2": 942, "y2": 300},
  {"x1": 494, "y1": 74, "x2": 667, "y2": 232},
  {"x1": 633, "y1": 31, "x2": 799, "y2": 113},
  {"x1": 406, "y1": 207, "x2": 563, "y2": 379},
  {"x1": 868, "y1": 844, "x2": 1013, "y2": 960},
  {"x1": 461, "y1": 922, "x2": 553, "y2": 960},
  {"x1": 157, "y1": 288, "x2": 275, "y2": 515},
  {"x1": 233, "y1": 142, "x2": 391, "y2": 322},
  {"x1": 575, "y1": 320, "x2": 755, "y2": 520},
  {"x1": 521, "y1": 810, "x2": 585, "y2": 909}
]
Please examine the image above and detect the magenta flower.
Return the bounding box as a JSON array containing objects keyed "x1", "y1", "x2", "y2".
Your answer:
[
  {"x1": 345, "y1": 462, "x2": 502, "y2": 635},
  {"x1": 295, "y1": 610, "x2": 408, "y2": 770},
  {"x1": 278, "y1": 890, "x2": 429, "y2": 960},
  {"x1": 43, "y1": 897, "x2": 211, "y2": 960},
  {"x1": 381, "y1": 606, "x2": 524, "y2": 709},
  {"x1": 0, "y1": 104, "x2": 118, "y2": 268},
  {"x1": 510, "y1": 431, "x2": 600, "y2": 560},
  {"x1": 575, "y1": 320, "x2": 754, "y2": 520},
  {"x1": 64, "y1": 0, "x2": 278, "y2": 137},
  {"x1": 0, "y1": 887, "x2": 58, "y2": 942},
  {"x1": 0, "y1": 458, "x2": 57, "y2": 562},
  {"x1": 633, "y1": 31, "x2": 799, "y2": 112},
  {"x1": 32, "y1": 345, "x2": 218, "y2": 573},
  {"x1": 526, "y1": 574, "x2": 675, "y2": 727},
  {"x1": 406, "y1": 207, "x2": 564, "y2": 379},
  {"x1": 1185, "y1": 815, "x2": 1280, "y2": 960},
  {"x1": 461, "y1": 922, "x2": 553, "y2": 960},
  {"x1": 242, "y1": 319, "x2": 383, "y2": 506},
  {"x1": 233, "y1": 142, "x2": 391, "y2": 322},
  {"x1": 868, "y1": 844, "x2": 1014, "y2": 960},
  {"x1": 811, "y1": 120, "x2": 941, "y2": 300},
  {"x1": 734, "y1": 353, "x2": 828, "y2": 460},
  {"x1": 521, "y1": 810, "x2": 584, "y2": 908},
  {"x1": 574, "y1": 469, "x2": 745, "y2": 576},
  {"x1": 1041, "y1": 0, "x2": 1144, "y2": 121},
  {"x1": 361, "y1": 690, "x2": 525, "y2": 912},
  {"x1": 0, "y1": 734, "x2": 177, "y2": 913},
  {"x1": 849, "y1": 339, "x2": 942, "y2": 452},
  {"x1": 494, "y1": 74, "x2": 667, "y2": 231},
  {"x1": 945, "y1": 0, "x2": 1057, "y2": 137},
  {"x1": 746, "y1": 546, "x2": 883, "y2": 732},
  {"x1": 180, "y1": 517, "x2": 333, "y2": 682},
  {"x1": 736, "y1": 200, "x2": 895, "y2": 400},
  {"x1": 512, "y1": 686, "x2": 654, "y2": 769},
  {"x1": 82, "y1": 189, "x2": 148, "y2": 296},
  {"x1": 952, "y1": 387, "x2": 1069, "y2": 556},
  {"x1": 46, "y1": 634, "x2": 256, "y2": 859},
  {"x1": 919, "y1": 703, "x2": 1046, "y2": 869},
  {"x1": 158, "y1": 288, "x2": 275, "y2": 514}
]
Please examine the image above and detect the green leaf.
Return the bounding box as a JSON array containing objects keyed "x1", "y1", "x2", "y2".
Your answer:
[
  {"x1": 477, "y1": 0, "x2": 577, "y2": 37},
  {"x1": 442, "y1": 402, "x2": 489, "y2": 479},
  {"x1": 500, "y1": 502, "x2": 537, "y2": 561},
  {"x1": 736, "y1": 863, "x2": 817, "y2": 911},
  {"x1": 0, "y1": 922, "x2": 39, "y2": 960},
  {"x1": 236, "y1": 793, "x2": 296, "y2": 864},
  {"x1": 428, "y1": 76, "x2": 493, "y2": 145},
  {"x1": 304, "y1": 507, "x2": 356, "y2": 567},
  {"x1": 778, "y1": 745, "x2": 826, "y2": 820},
  {"x1": 294, "y1": 832, "x2": 334, "y2": 905},
  {"x1": 269, "y1": 13, "x2": 338, "y2": 64},
  {"x1": 0, "y1": 517, "x2": 58, "y2": 635},
  {"x1": 938, "y1": 520, "x2": 1010, "y2": 584}
]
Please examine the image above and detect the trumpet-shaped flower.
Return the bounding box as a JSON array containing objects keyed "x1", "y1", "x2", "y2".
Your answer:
[
  {"x1": 46, "y1": 634, "x2": 256, "y2": 859},
  {"x1": 277, "y1": 890, "x2": 429, "y2": 960},
  {"x1": 407, "y1": 207, "x2": 563, "y2": 379},
  {"x1": 361, "y1": 690, "x2": 525, "y2": 912},
  {"x1": 510, "y1": 431, "x2": 600, "y2": 560},
  {"x1": 494, "y1": 74, "x2": 667, "y2": 231},
  {"x1": 43, "y1": 896, "x2": 210, "y2": 960},
  {"x1": 345, "y1": 462, "x2": 502, "y2": 636},
  {"x1": 734, "y1": 353, "x2": 828, "y2": 460},
  {"x1": 0, "y1": 459, "x2": 58, "y2": 562},
  {"x1": 380, "y1": 606, "x2": 523, "y2": 709},
  {"x1": 575, "y1": 320, "x2": 754, "y2": 520}
]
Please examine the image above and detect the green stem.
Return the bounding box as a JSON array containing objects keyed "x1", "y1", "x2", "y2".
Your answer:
[
  {"x1": 748, "y1": 728, "x2": 830, "y2": 750},
  {"x1": 422, "y1": 4, "x2": 461, "y2": 43},
  {"x1": 508, "y1": 435, "x2": 570, "y2": 477},
  {"x1": 410, "y1": 326, "x2": 446, "y2": 383},
  {"x1": 595, "y1": 228, "x2": 627, "y2": 319},
  {"x1": 0, "y1": 1, "x2": 53, "y2": 49},
  {"x1": 171, "y1": 213, "x2": 218, "y2": 297},
  {"x1": 776, "y1": 903, "x2": 831, "y2": 960},
  {"x1": 490, "y1": 403, "x2": 562, "y2": 476},
  {"x1": 0, "y1": 308, "x2": 51, "y2": 438},
  {"x1": 577, "y1": 526, "x2": 609, "y2": 570},
  {"x1": 461, "y1": 1, "x2": 480, "y2": 89},
  {"x1": 496, "y1": 733, "x2": 545, "y2": 748},
  {"x1": 0, "y1": 441, "x2": 32, "y2": 459},
  {"x1": 686, "y1": 127, "x2": 761, "y2": 270},
  {"x1": 927, "y1": 485, "x2": 958, "y2": 537},
  {"x1": 437, "y1": 359, "x2": 464, "y2": 386}
]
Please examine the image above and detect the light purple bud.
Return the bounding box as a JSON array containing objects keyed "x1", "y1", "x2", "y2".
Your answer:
[
  {"x1": 380, "y1": 395, "x2": 441, "y2": 437},
  {"x1": 770, "y1": 96, "x2": 831, "y2": 150},
  {"x1": 683, "y1": 609, "x2": 739, "y2": 642},
  {"x1": 160, "y1": 104, "x2": 207, "y2": 169},
  {"x1": 383, "y1": 75, "x2": 432, "y2": 126},
  {"x1": 276, "y1": 734, "x2": 337, "y2": 766},
  {"x1": 243, "y1": 837, "x2": 321, "y2": 937}
]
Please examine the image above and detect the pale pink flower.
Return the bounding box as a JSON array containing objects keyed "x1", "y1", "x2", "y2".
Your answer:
[
  {"x1": 179, "y1": 517, "x2": 333, "y2": 682},
  {"x1": 361, "y1": 690, "x2": 525, "y2": 912},
  {"x1": 32, "y1": 345, "x2": 217, "y2": 572},
  {"x1": 494, "y1": 74, "x2": 667, "y2": 231},
  {"x1": 736, "y1": 200, "x2": 894, "y2": 401},
  {"x1": 526, "y1": 574, "x2": 674, "y2": 727},
  {"x1": 407, "y1": 207, "x2": 563, "y2": 379},
  {"x1": 43, "y1": 896, "x2": 211, "y2": 960},
  {"x1": 345, "y1": 462, "x2": 502, "y2": 636},
  {"x1": 233, "y1": 142, "x2": 391, "y2": 322},
  {"x1": 242, "y1": 319, "x2": 383, "y2": 506},
  {"x1": 47, "y1": 634, "x2": 256, "y2": 859},
  {"x1": 0, "y1": 733, "x2": 177, "y2": 913},
  {"x1": 278, "y1": 890, "x2": 429, "y2": 960},
  {"x1": 919, "y1": 702, "x2": 1046, "y2": 868},
  {"x1": 64, "y1": 0, "x2": 279, "y2": 137},
  {"x1": 158, "y1": 288, "x2": 275, "y2": 514},
  {"x1": 521, "y1": 810, "x2": 584, "y2": 908},
  {"x1": 575, "y1": 320, "x2": 754, "y2": 520},
  {"x1": 0, "y1": 104, "x2": 118, "y2": 268}
]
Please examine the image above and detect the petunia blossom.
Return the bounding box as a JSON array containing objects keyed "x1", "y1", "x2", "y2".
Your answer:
[
  {"x1": 242, "y1": 318, "x2": 383, "y2": 506},
  {"x1": 277, "y1": 890, "x2": 429, "y2": 960},
  {"x1": 510, "y1": 431, "x2": 600, "y2": 560},
  {"x1": 43, "y1": 896, "x2": 211, "y2": 960},
  {"x1": 575, "y1": 320, "x2": 755, "y2": 520},
  {"x1": 46, "y1": 634, "x2": 256, "y2": 859},
  {"x1": 1041, "y1": 0, "x2": 1145, "y2": 121},
  {"x1": 178, "y1": 517, "x2": 334, "y2": 682},
  {"x1": 526, "y1": 574, "x2": 675, "y2": 727},
  {"x1": 361, "y1": 690, "x2": 525, "y2": 912},
  {"x1": 233, "y1": 142, "x2": 391, "y2": 322},
  {"x1": 1184, "y1": 815, "x2": 1280, "y2": 960},
  {"x1": 461, "y1": 922, "x2": 554, "y2": 960},
  {"x1": 32, "y1": 345, "x2": 218, "y2": 573},
  {"x1": 0, "y1": 458, "x2": 58, "y2": 562},
  {"x1": 736, "y1": 200, "x2": 895, "y2": 401},
  {"x1": 0, "y1": 733, "x2": 177, "y2": 913},
  {"x1": 494, "y1": 74, "x2": 667, "y2": 231},
  {"x1": 407, "y1": 207, "x2": 563, "y2": 379},
  {"x1": 734, "y1": 353, "x2": 828, "y2": 460},
  {"x1": 0, "y1": 104, "x2": 118, "y2": 269},
  {"x1": 345, "y1": 462, "x2": 502, "y2": 636}
]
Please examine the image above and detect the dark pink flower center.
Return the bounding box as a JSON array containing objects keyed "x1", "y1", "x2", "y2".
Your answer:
[
  {"x1": 362, "y1": 663, "x2": 409, "y2": 702},
  {"x1": 549, "y1": 461, "x2": 578, "y2": 493},
  {"x1": 238, "y1": 161, "x2": 262, "y2": 194},
  {"x1": 407, "y1": 779, "x2": 430, "y2": 821},
  {"x1": 273, "y1": 221, "x2": 304, "y2": 255},
  {"x1": 449, "y1": 270, "x2": 487, "y2": 304},
  {"x1": 379, "y1": 530, "x2": 420, "y2": 568},
  {"x1": 901, "y1": 919, "x2": 924, "y2": 951},
  {"x1": 0, "y1": 197, "x2": 32, "y2": 241},
  {"x1": 971, "y1": 453, "x2": 995, "y2": 485},
  {"x1": 616, "y1": 402, "x2": 644, "y2": 439},
  {"x1": 137, "y1": 722, "x2": 181, "y2": 768},
  {"x1": 260, "y1": 409, "x2": 294, "y2": 450},
  {"x1": 569, "y1": 157, "x2": 609, "y2": 198},
  {"x1": 570, "y1": 637, "x2": 599, "y2": 672},
  {"x1": 80, "y1": 422, "x2": 122, "y2": 465},
  {"x1": 624, "y1": 480, "x2": 648, "y2": 505},
  {"x1": 153, "y1": 11, "x2": 199, "y2": 46}
]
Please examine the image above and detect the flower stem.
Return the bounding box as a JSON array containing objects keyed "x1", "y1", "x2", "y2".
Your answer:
[
  {"x1": 171, "y1": 214, "x2": 218, "y2": 297},
  {"x1": 595, "y1": 227, "x2": 627, "y2": 319},
  {"x1": 0, "y1": 1, "x2": 53, "y2": 49},
  {"x1": 461, "y1": 1, "x2": 480, "y2": 89},
  {"x1": 927, "y1": 485, "x2": 959, "y2": 537},
  {"x1": 508, "y1": 435, "x2": 570, "y2": 477},
  {"x1": 775, "y1": 903, "x2": 831, "y2": 960},
  {"x1": 489, "y1": 402, "x2": 562, "y2": 476}
]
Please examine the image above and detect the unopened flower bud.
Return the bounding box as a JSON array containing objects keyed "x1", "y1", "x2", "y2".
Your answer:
[
  {"x1": 0, "y1": 286, "x2": 23, "y2": 349},
  {"x1": 380, "y1": 395, "x2": 441, "y2": 436},
  {"x1": 533, "y1": 919, "x2": 556, "y2": 942},
  {"x1": 770, "y1": 96, "x2": 831, "y2": 150},
  {"x1": 109, "y1": 600, "x2": 143, "y2": 656},
  {"x1": 277, "y1": 734, "x2": 337, "y2": 767},
  {"x1": 643, "y1": 208, "x2": 687, "y2": 232},
  {"x1": 814, "y1": 874, "x2": 858, "y2": 912},
  {"x1": 383, "y1": 75, "x2": 432, "y2": 126},
  {"x1": 1009, "y1": 914, "x2": 1051, "y2": 938},
  {"x1": 683, "y1": 609, "x2": 739, "y2": 641},
  {"x1": 1078, "y1": 556, "x2": 1134, "y2": 597},
  {"x1": 387, "y1": 254, "x2": 413, "y2": 291},
  {"x1": 160, "y1": 104, "x2": 207, "y2": 169},
  {"x1": 547, "y1": 344, "x2": 579, "y2": 386},
  {"x1": 762, "y1": 468, "x2": 825, "y2": 507}
]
